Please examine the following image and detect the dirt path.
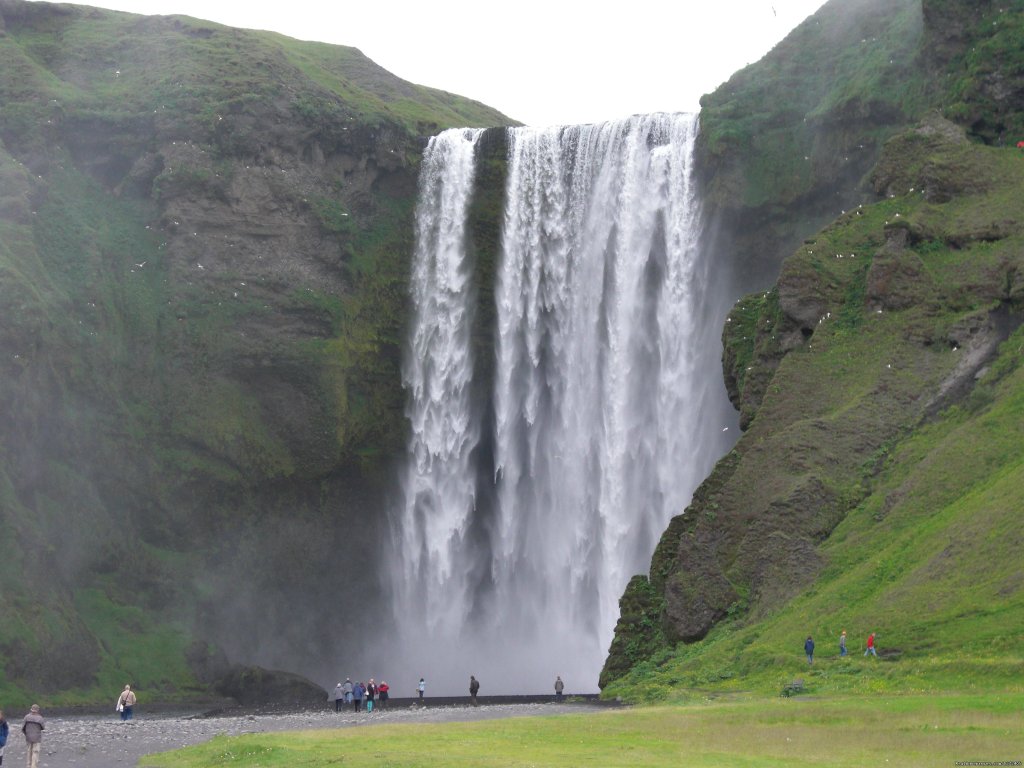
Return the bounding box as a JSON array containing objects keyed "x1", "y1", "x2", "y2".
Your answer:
[{"x1": 1, "y1": 702, "x2": 607, "y2": 767}]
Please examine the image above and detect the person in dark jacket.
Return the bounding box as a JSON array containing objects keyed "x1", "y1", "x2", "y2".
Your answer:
[
  {"x1": 22, "y1": 705, "x2": 44, "y2": 768},
  {"x1": 554, "y1": 676, "x2": 564, "y2": 702},
  {"x1": 805, "y1": 636, "x2": 815, "y2": 665},
  {"x1": 0, "y1": 707, "x2": 9, "y2": 766},
  {"x1": 366, "y1": 679, "x2": 376, "y2": 713},
  {"x1": 353, "y1": 682, "x2": 364, "y2": 712},
  {"x1": 469, "y1": 675, "x2": 480, "y2": 706}
]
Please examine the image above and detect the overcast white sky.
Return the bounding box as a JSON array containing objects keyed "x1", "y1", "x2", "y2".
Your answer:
[{"x1": 51, "y1": 1, "x2": 826, "y2": 126}]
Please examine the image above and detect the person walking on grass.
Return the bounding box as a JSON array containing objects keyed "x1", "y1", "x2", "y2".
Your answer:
[
  {"x1": 865, "y1": 632, "x2": 877, "y2": 657},
  {"x1": 839, "y1": 630, "x2": 847, "y2": 657},
  {"x1": 0, "y1": 707, "x2": 9, "y2": 767},
  {"x1": 21, "y1": 705, "x2": 44, "y2": 768},
  {"x1": 804, "y1": 635, "x2": 815, "y2": 665}
]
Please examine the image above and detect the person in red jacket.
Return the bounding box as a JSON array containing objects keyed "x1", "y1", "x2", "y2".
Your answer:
[
  {"x1": 377, "y1": 681, "x2": 390, "y2": 710},
  {"x1": 864, "y1": 632, "x2": 877, "y2": 657}
]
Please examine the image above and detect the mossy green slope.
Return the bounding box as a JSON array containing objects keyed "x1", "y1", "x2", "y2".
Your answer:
[
  {"x1": 602, "y1": 120, "x2": 1024, "y2": 699},
  {"x1": 0, "y1": 0, "x2": 514, "y2": 708}
]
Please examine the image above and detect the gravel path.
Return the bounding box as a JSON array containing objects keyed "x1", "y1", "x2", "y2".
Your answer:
[{"x1": 0, "y1": 702, "x2": 606, "y2": 767}]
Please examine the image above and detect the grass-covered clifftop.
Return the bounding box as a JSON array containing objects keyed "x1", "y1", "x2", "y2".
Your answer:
[
  {"x1": 0, "y1": 0, "x2": 513, "y2": 708},
  {"x1": 696, "y1": 0, "x2": 1022, "y2": 293}
]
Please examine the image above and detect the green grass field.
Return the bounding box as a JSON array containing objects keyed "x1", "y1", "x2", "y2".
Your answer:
[{"x1": 142, "y1": 694, "x2": 1024, "y2": 767}]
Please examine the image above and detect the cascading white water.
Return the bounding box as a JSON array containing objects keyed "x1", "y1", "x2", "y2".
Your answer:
[
  {"x1": 393, "y1": 127, "x2": 484, "y2": 634},
  {"x1": 390, "y1": 115, "x2": 734, "y2": 693}
]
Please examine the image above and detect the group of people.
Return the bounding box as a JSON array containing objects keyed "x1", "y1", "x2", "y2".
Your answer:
[
  {"x1": 0, "y1": 704, "x2": 44, "y2": 768},
  {"x1": 804, "y1": 630, "x2": 878, "y2": 664},
  {"x1": 331, "y1": 678, "x2": 392, "y2": 712},
  {"x1": 330, "y1": 674, "x2": 567, "y2": 710}
]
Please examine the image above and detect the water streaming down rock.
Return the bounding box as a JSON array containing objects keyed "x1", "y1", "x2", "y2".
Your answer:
[
  {"x1": 391, "y1": 115, "x2": 735, "y2": 693},
  {"x1": 394, "y1": 127, "x2": 484, "y2": 638}
]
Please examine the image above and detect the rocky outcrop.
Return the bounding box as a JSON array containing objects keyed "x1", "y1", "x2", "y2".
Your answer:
[{"x1": 213, "y1": 666, "x2": 327, "y2": 709}]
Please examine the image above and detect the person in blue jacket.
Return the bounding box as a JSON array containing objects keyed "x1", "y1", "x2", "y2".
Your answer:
[
  {"x1": 0, "y1": 706, "x2": 9, "y2": 766},
  {"x1": 353, "y1": 681, "x2": 365, "y2": 712},
  {"x1": 804, "y1": 635, "x2": 815, "y2": 665}
]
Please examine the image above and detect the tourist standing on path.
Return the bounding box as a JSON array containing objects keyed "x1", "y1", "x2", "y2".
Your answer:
[
  {"x1": 417, "y1": 678, "x2": 425, "y2": 704},
  {"x1": 0, "y1": 707, "x2": 9, "y2": 766},
  {"x1": 805, "y1": 636, "x2": 815, "y2": 665},
  {"x1": 116, "y1": 685, "x2": 137, "y2": 721},
  {"x1": 332, "y1": 683, "x2": 345, "y2": 712},
  {"x1": 469, "y1": 675, "x2": 480, "y2": 706},
  {"x1": 366, "y1": 679, "x2": 376, "y2": 713},
  {"x1": 839, "y1": 630, "x2": 847, "y2": 657},
  {"x1": 21, "y1": 705, "x2": 44, "y2": 768},
  {"x1": 342, "y1": 678, "x2": 353, "y2": 705},
  {"x1": 377, "y1": 681, "x2": 389, "y2": 710},
  {"x1": 554, "y1": 676, "x2": 564, "y2": 702},
  {"x1": 353, "y1": 682, "x2": 364, "y2": 712},
  {"x1": 865, "y1": 632, "x2": 877, "y2": 657}
]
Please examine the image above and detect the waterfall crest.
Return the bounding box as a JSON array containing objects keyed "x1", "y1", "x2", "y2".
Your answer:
[{"x1": 389, "y1": 115, "x2": 733, "y2": 693}]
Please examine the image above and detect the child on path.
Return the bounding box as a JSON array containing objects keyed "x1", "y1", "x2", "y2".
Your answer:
[
  {"x1": 865, "y1": 632, "x2": 877, "y2": 657},
  {"x1": 839, "y1": 630, "x2": 847, "y2": 657},
  {"x1": 804, "y1": 636, "x2": 815, "y2": 665}
]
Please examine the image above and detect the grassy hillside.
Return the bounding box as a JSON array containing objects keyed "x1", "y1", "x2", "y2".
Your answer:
[
  {"x1": 144, "y1": 695, "x2": 1024, "y2": 767},
  {"x1": 0, "y1": 0, "x2": 514, "y2": 709},
  {"x1": 602, "y1": 120, "x2": 1024, "y2": 699}
]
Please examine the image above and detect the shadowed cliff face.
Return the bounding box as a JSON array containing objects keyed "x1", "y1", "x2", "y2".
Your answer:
[{"x1": 0, "y1": 0, "x2": 512, "y2": 702}]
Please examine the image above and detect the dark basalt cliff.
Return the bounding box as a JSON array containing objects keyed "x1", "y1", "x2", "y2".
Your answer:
[
  {"x1": 0, "y1": 0, "x2": 511, "y2": 704},
  {"x1": 601, "y1": 0, "x2": 1024, "y2": 691}
]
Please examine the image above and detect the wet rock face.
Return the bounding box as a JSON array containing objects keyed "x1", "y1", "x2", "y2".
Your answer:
[{"x1": 213, "y1": 665, "x2": 327, "y2": 708}]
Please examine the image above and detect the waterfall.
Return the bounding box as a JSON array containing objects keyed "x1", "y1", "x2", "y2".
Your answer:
[
  {"x1": 393, "y1": 127, "x2": 484, "y2": 636},
  {"x1": 389, "y1": 115, "x2": 733, "y2": 693}
]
